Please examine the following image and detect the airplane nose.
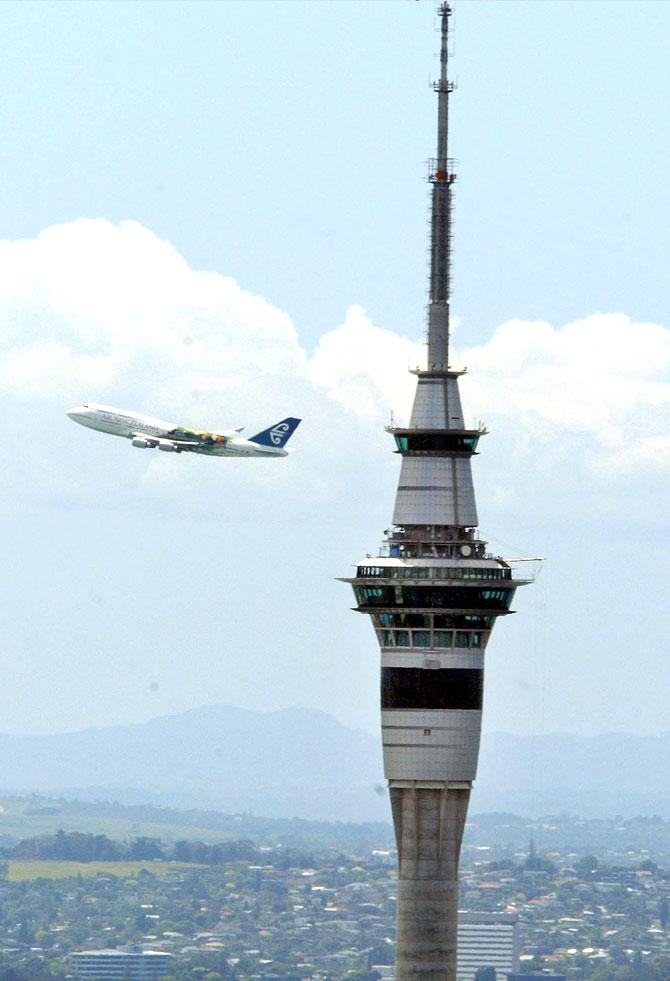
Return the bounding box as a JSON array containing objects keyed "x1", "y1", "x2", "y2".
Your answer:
[{"x1": 67, "y1": 406, "x2": 84, "y2": 420}]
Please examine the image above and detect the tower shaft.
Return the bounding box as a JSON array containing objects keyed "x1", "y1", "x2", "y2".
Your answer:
[{"x1": 391, "y1": 785, "x2": 469, "y2": 978}]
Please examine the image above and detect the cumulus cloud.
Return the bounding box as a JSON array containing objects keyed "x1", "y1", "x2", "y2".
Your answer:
[
  {"x1": 307, "y1": 304, "x2": 422, "y2": 422},
  {"x1": 0, "y1": 218, "x2": 668, "y2": 519},
  {"x1": 460, "y1": 314, "x2": 670, "y2": 480}
]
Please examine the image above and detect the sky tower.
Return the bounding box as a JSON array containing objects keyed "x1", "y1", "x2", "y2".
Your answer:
[{"x1": 345, "y1": 6, "x2": 528, "y2": 978}]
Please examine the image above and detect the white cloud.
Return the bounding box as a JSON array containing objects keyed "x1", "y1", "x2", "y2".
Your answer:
[
  {"x1": 0, "y1": 218, "x2": 668, "y2": 518},
  {"x1": 307, "y1": 304, "x2": 422, "y2": 423},
  {"x1": 460, "y1": 314, "x2": 670, "y2": 482}
]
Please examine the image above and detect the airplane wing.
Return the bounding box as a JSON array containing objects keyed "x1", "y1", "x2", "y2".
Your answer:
[{"x1": 131, "y1": 433, "x2": 221, "y2": 453}]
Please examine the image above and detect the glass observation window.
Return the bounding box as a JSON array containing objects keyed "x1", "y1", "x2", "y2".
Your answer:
[
  {"x1": 356, "y1": 584, "x2": 513, "y2": 610},
  {"x1": 375, "y1": 618, "x2": 486, "y2": 649},
  {"x1": 462, "y1": 614, "x2": 494, "y2": 629},
  {"x1": 357, "y1": 565, "x2": 387, "y2": 578},
  {"x1": 378, "y1": 612, "x2": 431, "y2": 628},
  {"x1": 432, "y1": 566, "x2": 511, "y2": 581},
  {"x1": 377, "y1": 625, "x2": 484, "y2": 649},
  {"x1": 413, "y1": 631, "x2": 431, "y2": 647},
  {"x1": 354, "y1": 586, "x2": 396, "y2": 606},
  {"x1": 393, "y1": 433, "x2": 480, "y2": 453},
  {"x1": 397, "y1": 586, "x2": 514, "y2": 610}
]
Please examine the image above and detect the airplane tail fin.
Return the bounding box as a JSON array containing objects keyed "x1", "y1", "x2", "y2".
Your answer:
[{"x1": 249, "y1": 417, "x2": 301, "y2": 448}]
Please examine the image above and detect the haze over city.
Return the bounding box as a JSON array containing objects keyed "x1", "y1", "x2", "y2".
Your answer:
[{"x1": 0, "y1": 0, "x2": 668, "y2": 749}]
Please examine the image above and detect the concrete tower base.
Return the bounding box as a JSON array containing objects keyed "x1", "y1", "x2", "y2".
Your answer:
[{"x1": 390, "y1": 785, "x2": 470, "y2": 980}]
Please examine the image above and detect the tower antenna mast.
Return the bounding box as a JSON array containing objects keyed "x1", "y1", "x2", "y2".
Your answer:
[{"x1": 428, "y1": 2, "x2": 455, "y2": 371}]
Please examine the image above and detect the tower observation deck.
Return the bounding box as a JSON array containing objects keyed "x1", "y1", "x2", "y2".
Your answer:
[{"x1": 343, "y1": 6, "x2": 529, "y2": 979}]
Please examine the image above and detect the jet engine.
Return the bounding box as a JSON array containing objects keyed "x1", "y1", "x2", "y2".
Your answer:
[
  {"x1": 158, "y1": 440, "x2": 180, "y2": 453},
  {"x1": 132, "y1": 437, "x2": 155, "y2": 448}
]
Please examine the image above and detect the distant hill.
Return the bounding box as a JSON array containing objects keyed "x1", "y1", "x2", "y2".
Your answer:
[
  {"x1": 0, "y1": 705, "x2": 667, "y2": 820},
  {"x1": 476, "y1": 730, "x2": 670, "y2": 817},
  {"x1": 0, "y1": 706, "x2": 387, "y2": 821}
]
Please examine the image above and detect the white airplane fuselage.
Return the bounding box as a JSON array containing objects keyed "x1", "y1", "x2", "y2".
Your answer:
[{"x1": 67, "y1": 404, "x2": 295, "y2": 457}]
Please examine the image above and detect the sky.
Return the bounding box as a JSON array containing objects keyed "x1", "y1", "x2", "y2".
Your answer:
[{"x1": 0, "y1": 0, "x2": 668, "y2": 741}]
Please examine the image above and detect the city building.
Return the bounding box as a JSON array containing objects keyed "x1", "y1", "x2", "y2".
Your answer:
[
  {"x1": 457, "y1": 913, "x2": 520, "y2": 980},
  {"x1": 507, "y1": 975, "x2": 566, "y2": 981},
  {"x1": 345, "y1": 4, "x2": 529, "y2": 979},
  {"x1": 70, "y1": 947, "x2": 173, "y2": 979}
]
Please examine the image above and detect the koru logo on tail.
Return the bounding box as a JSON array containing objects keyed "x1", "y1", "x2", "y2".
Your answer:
[{"x1": 270, "y1": 422, "x2": 290, "y2": 445}]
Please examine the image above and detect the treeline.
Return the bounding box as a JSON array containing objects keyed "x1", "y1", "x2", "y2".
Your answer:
[{"x1": 0, "y1": 829, "x2": 315, "y2": 867}]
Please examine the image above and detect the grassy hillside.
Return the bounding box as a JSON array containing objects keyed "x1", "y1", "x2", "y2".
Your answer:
[
  {"x1": 0, "y1": 797, "x2": 235, "y2": 844},
  {"x1": 0, "y1": 795, "x2": 394, "y2": 851}
]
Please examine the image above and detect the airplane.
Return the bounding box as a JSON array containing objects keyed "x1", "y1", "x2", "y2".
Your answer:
[{"x1": 66, "y1": 403, "x2": 301, "y2": 458}]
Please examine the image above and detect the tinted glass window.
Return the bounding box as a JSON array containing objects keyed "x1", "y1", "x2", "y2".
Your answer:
[
  {"x1": 378, "y1": 613, "x2": 431, "y2": 628},
  {"x1": 397, "y1": 586, "x2": 513, "y2": 610},
  {"x1": 381, "y1": 668, "x2": 483, "y2": 710},
  {"x1": 357, "y1": 586, "x2": 511, "y2": 612},
  {"x1": 393, "y1": 434, "x2": 480, "y2": 453},
  {"x1": 435, "y1": 614, "x2": 489, "y2": 629},
  {"x1": 461, "y1": 615, "x2": 494, "y2": 629}
]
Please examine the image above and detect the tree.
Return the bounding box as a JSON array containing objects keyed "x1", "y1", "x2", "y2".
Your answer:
[
  {"x1": 575, "y1": 854, "x2": 600, "y2": 876},
  {"x1": 129, "y1": 837, "x2": 165, "y2": 860}
]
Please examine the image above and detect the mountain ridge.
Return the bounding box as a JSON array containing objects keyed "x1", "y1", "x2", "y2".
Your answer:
[{"x1": 0, "y1": 705, "x2": 667, "y2": 820}]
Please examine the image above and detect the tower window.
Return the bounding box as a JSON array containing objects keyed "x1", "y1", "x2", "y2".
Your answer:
[
  {"x1": 381, "y1": 667, "x2": 483, "y2": 710},
  {"x1": 413, "y1": 631, "x2": 431, "y2": 647},
  {"x1": 377, "y1": 612, "x2": 431, "y2": 629},
  {"x1": 393, "y1": 433, "x2": 480, "y2": 453}
]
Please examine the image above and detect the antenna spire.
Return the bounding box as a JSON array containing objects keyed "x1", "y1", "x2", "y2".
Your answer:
[{"x1": 427, "y1": 2, "x2": 455, "y2": 371}]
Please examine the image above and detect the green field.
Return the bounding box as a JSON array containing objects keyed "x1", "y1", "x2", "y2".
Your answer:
[{"x1": 8, "y1": 860, "x2": 203, "y2": 881}]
